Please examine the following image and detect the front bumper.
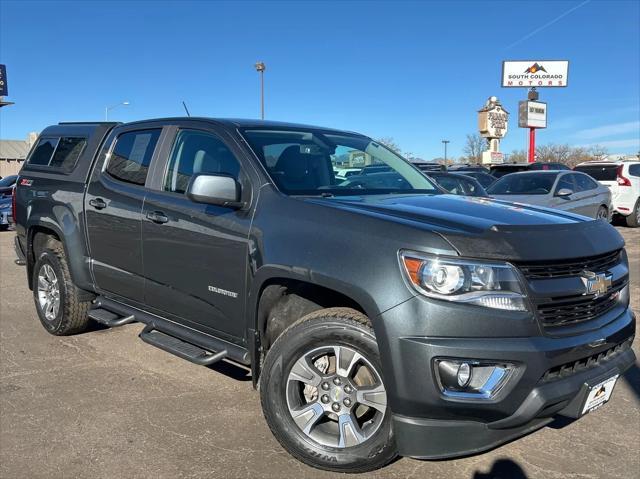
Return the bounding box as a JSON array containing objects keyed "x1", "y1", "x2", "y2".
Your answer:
[{"x1": 376, "y1": 299, "x2": 636, "y2": 459}]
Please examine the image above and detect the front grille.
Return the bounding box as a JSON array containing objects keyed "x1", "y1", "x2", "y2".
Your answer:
[
  {"x1": 537, "y1": 280, "x2": 626, "y2": 328},
  {"x1": 517, "y1": 249, "x2": 621, "y2": 279},
  {"x1": 541, "y1": 336, "x2": 633, "y2": 383}
]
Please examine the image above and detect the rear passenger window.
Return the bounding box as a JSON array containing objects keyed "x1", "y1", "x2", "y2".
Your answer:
[
  {"x1": 574, "y1": 174, "x2": 598, "y2": 191},
  {"x1": 28, "y1": 138, "x2": 59, "y2": 165},
  {"x1": 27, "y1": 136, "x2": 87, "y2": 171},
  {"x1": 164, "y1": 129, "x2": 240, "y2": 194},
  {"x1": 106, "y1": 129, "x2": 161, "y2": 186},
  {"x1": 629, "y1": 164, "x2": 640, "y2": 177},
  {"x1": 49, "y1": 137, "x2": 86, "y2": 169}
]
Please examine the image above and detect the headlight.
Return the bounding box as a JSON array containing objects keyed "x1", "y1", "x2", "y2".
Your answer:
[{"x1": 399, "y1": 251, "x2": 528, "y2": 311}]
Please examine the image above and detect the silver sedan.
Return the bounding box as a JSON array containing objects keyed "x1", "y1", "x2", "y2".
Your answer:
[{"x1": 487, "y1": 170, "x2": 612, "y2": 220}]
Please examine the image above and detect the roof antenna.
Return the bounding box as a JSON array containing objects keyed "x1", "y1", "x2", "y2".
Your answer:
[{"x1": 182, "y1": 101, "x2": 191, "y2": 117}]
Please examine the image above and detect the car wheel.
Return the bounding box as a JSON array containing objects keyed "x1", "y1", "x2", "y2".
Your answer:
[
  {"x1": 625, "y1": 200, "x2": 639, "y2": 228},
  {"x1": 259, "y1": 308, "x2": 396, "y2": 473},
  {"x1": 596, "y1": 206, "x2": 609, "y2": 221},
  {"x1": 0, "y1": 224, "x2": 8, "y2": 231},
  {"x1": 32, "y1": 239, "x2": 92, "y2": 335}
]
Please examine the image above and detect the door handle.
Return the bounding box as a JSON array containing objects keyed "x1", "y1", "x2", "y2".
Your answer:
[
  {"x1": 146, "y1": 211, "x2": 169, "y2": 224},
  {"x1": 89, "y1": 198, "x2": 107, "y2": 210}
]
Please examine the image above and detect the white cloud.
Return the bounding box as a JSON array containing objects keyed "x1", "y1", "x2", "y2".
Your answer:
[
  {"x1": 578, "y1": 138, "x2": 640, "y2": 150},
  {"x1": 573, "y1": 121, "x2": 640, "y2": 140}
]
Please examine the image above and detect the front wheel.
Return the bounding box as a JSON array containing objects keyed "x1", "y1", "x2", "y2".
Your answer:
[{"x1": 259, "y1": 308, "x2": 396, "y2": 473}]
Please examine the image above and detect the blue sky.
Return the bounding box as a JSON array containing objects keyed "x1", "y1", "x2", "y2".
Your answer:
[{"x1": 1, "y1": 0, "x2": 638, "y2": 159}]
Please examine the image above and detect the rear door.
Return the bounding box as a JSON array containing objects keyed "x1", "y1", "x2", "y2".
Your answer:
[
  {"x1": 140, "y1": 122, "x2": 255, "y2": 341},
  {"x1": 572, "y1": 173, "x2": 604, "y2": 217},
  {"x1": 85, "y1": 125, "x2": 164, "y2": 303}
]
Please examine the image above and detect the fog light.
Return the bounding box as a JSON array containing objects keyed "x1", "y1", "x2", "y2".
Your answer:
[
  {"x1": 457, "y1": 362, "x2": 472, "y2": 387},
  {"x1": 436, "y1": 359, "x2": 515, "y2": 400}
]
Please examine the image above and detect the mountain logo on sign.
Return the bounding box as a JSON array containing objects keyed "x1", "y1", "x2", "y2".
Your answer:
[{"x1": 524, "y1": 63, "x2": 547, "y2": 74}]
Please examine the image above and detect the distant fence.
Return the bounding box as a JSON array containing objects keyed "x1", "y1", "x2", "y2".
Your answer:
[{"x1": 0, "y1": 159, "x2": 24, "y2": 177}]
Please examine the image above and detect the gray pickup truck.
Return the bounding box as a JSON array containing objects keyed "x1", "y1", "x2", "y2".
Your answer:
[{"x1": 13, "y1": 118, "x2": 636, "y2": 472}]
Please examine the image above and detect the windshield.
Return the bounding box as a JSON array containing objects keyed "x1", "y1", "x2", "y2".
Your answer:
[
  {"x1": 0, "y1": 175, "x2": 17, "y2": 187},
  {"x1": 240, "y1": 129, "x2": 439, "y2": 196},
  {"x1": 487, "y1": 173, "x2": 558, "y2": 195}
]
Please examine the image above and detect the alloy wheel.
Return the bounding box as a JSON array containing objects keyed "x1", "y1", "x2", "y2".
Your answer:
[
  {"x1": 286, "y1": 345, "x2": 387, "y2": 448},
  {"x1": 37, "y1": 264, "x2": 60, "y2": 321}
]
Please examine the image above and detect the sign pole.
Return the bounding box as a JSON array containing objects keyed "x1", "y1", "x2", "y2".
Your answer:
[{"x1": 528, "y1": 127, "x2": 536, "y2": 163}]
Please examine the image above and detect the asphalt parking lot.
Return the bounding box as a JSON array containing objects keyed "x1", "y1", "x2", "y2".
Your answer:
[{"x1": 0, "y1": 227, "x2": 638, "y2": 479}]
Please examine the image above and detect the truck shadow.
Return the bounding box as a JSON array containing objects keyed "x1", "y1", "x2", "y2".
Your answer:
[
  {"x1": 473, "y1": 458, "x2": 528, "y2": 478},
  {"x1": 622, "y1": 361, "x2": 640, "y2": 401}
]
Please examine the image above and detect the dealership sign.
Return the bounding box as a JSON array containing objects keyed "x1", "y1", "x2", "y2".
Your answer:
[
  {"x1": 502, "y1": 60, "x2": 569, "y2": 87},
  {"x1": 0, "y1": 64, "x2": 7, "y2": 96},
  {"x1": 518, "y1": 101, "x2": 547, "y2": 128},
  {"x1": 478, "y1": 97, "x2": 509, "y2": 139}
]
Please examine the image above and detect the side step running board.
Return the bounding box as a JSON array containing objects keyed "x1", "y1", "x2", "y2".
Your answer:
[
  {"x1": 89, "y1": 308, "x2": 136, "y2": 327},
  {"x1": 139, "y1": 326, "x2": 227, "y2": 366}
]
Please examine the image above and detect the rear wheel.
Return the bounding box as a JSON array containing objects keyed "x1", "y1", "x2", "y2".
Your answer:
[
  {"x1": 596, "y1": 206, "x2": 609, "y2": 221},
  {"x1": 625, "y1": 200, "x2": 639, "y2": 227},
  {"x1": 259, "y1": 308, "x2": 396, "y2": 473},
  {"x1": 32, "y1": 239, "x2": 92, "y2": 335}
]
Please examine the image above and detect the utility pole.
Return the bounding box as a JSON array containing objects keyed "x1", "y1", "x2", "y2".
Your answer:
[
  {"x1": 255, "y1": 62, "x2": 266, "y2": 120},
  {"x1": 442, "y1": 140, "x2": 450, "y2": 163}
]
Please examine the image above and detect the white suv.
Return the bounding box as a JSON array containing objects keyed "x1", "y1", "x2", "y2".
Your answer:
[{"x1": 574, "y1": 159, "x2": 640, "y2": 227}]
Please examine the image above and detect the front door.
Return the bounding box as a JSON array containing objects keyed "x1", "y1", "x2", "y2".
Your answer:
[
  {"x1": 85, "y1": 127, "x2": 163, "y2": 303},
  {"x1": 141, "y1": 126, "x2": 253, "y2": 341},
  {"x1": 549, "y1": 173, "x2": 579, "y2": 214}
]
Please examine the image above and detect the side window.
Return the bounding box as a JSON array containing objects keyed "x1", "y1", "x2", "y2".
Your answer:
[
  {"x1": 574, "y1": 174, "x2": 597, "y2": 192},
  {"x1": 555, "y1": 174, "x2": 575, "y2": 194},
  {"x1": 106, "y1": 129, "x2": 161, "y2": 186},
  {"x1": 49, "y1": 137, "x2": 86, "y2": 169},
  {"x1": 28, "y1": 138, "x2": 59, "y2": 165},
  {"x1": 164, "y1": 129, "x2": 241, "y2": 194},
  {"x1": 629, "y1": 164, "x2": 640, "y2": 177}
]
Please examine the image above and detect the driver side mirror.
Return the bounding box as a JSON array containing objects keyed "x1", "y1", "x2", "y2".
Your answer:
[
  {"x1": 186, "y1": 174, "x2": 244, "y2": 209},
  {"x1": 555, "y1": 188, "x2": 573, "y2": 198}
]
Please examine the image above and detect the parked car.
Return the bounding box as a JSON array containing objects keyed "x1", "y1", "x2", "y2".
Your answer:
[
  {"x1": 451, "y1": 170, "x2": 496, "y2": 189},
  {"x1": 574, "y1": 160, "x2": 640, "y2": 227},
  {"x1": 424, "y1": 171, "x2": 487, "y2": 197},
  {"x1": 487, "y1": 170, "x2": 612, "y2": 220},
  {"x1": 412, "y1": 162, "x2": 446, "y2": 172},
  {"x1": 490, "y1": 162, "x2": 570, "y2": 178},
  {"x1": 0, "y1": 194, "x2": 12, "y2": 230},
  {"x1": 14, "y1": 119, "x2": 634, "y2": 473},
  {"x1": 447, "y1": 164, "x2": 490, "y2": 173},
  {"x1": 333, "y1": 167, "x2": 362, "y2": 181},
  {"x1": 0, "y1": 174, "x2": 18, "y2": 197}
]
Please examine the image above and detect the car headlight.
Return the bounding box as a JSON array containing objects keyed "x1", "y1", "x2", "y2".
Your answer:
[{"x1": 399, "y1": 251, "x2": 528, "y2": 311}]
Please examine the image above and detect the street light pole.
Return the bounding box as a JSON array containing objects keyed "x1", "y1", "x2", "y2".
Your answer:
[
  {"x1": 255, "y1": 62, "x2": 266, "y2": 120},
  {"x1": 105, "y1": 101, "x2": 130, "y2": 121},
  {"x1": 442, "y1": 140, "x2": 450, "y2": 163}
]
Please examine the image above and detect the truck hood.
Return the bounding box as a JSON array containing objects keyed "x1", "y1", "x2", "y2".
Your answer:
[{"x1": 304, "y1": 194, "x2": 623, "y2": 261}]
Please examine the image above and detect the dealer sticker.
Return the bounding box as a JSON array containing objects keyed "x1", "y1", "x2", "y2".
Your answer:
[{"x1": 582, "y1": 375, "x2": 619, "y2": 415}]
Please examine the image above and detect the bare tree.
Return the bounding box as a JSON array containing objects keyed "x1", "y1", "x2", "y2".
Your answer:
[
  {"x1": 508, "y1": 149, "x2": 527, "y2": 163},
  {"x1": 588, "y1": 145, "x2": 609, "y2": 161},
  {"x1": 376, "y1": 137, "x2": 401, "y2": 154},
  {"x1": 462, "y1": 134, "x2": 485, "y2": 163}
]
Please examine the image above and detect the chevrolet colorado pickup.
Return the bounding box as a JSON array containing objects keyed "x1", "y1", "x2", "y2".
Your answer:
[{"x1": 14, "y1": 118, "x2": 636, "y2": 472}]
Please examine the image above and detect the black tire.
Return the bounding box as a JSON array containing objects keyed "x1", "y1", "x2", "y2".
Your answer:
[
  {"x1": 32, "y1": 238, "x2": 92, "y2": 335},
  {"x1": 625, "y1": 200, "x2": 639, "y2": 228},
  {"x1": 259, "y1": 308, "x2": 397, "y2": 473},
  {"x1": 0, "y1": 224, "x2": 9, "y2": 231}
]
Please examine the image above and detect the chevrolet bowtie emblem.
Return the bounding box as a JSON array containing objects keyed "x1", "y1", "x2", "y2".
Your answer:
[{"x1": 581, "y1": 271, "x2": 612, "y2": 298}]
